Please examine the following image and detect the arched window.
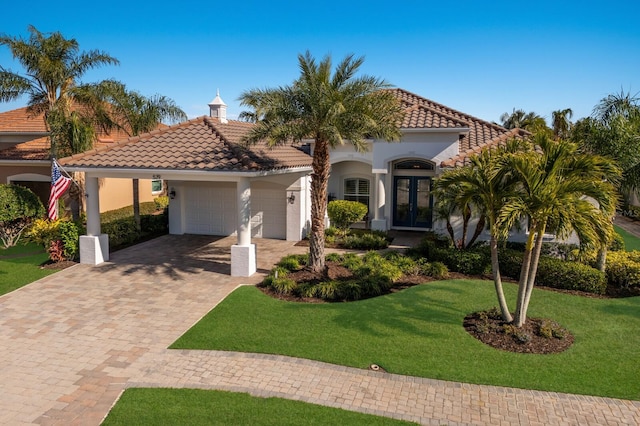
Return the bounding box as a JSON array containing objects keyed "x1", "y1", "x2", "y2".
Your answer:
[{"x1": 394, "y1": 160, "x2": 435, "y2": 170}]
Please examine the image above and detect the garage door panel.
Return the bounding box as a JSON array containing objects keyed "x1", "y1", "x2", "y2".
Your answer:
[{"x1": 184, "y1": 186, "x2": 236, "y2": 235}]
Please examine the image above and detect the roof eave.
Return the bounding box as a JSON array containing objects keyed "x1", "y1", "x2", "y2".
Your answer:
[{"x1": 401, "y1": 127, "x2": 470, "y2": 134}]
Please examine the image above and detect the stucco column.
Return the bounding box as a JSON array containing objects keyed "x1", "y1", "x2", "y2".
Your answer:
[
  {"x1": 371, "y1": 172, "x2": 387, "y2": 231},
  {"x1": 79, "y1": 175, "x2": 109, "y2": 265},
  {"x1": 231, "y1": 177, "x2": 256, "y2": 276}
]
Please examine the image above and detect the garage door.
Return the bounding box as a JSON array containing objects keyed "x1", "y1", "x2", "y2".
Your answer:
[
  {"x1": 251, "y1": 189, "x2": 286, "y2": 239},
  {"x1": 184, "y1": 185, "x2": 236, "y2": 235},
  {"x1": 183, "y1": 184, "x2": 286, "y2": 239}
]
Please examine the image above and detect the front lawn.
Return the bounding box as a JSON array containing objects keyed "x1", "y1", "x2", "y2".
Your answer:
[
  {"x1": 172, "y1": 280, "x2": 640, "y2": 401},
  {"x1": 102, "y1": 388, "x2": 416, "y2": 425},
  {"x1": 614, "y1": 225, "x2": 640, "y2": 251},
  {"x1": 0, "y1": 242, "x2": 56, "y2": 295}
]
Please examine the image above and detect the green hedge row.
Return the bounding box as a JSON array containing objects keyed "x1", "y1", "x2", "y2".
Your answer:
[{"x1": 102, "y1": 212, "x2": 168, "y2": 250}]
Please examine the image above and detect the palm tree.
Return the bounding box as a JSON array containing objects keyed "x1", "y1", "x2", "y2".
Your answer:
[
  {"x1": 0, "y1": 25, "x2": 119, "y2": 157},
  {"x1": 499, "y1": 134, "x2": 620, "y2": 326},
  {"x1": 434, "y1": 141, "x2": 526, "y2": 322},
  {"x1": 96, "y1": 80, "x2": 187, "y2": 228},
  {"x1": 239, "y1": 52, "x2": 403, "y2": 273},
  {"x1": 551, "y1": 108, "x2": 573, "y2": 139},
  {"x1": 500, "y1": 108, "x2": 548, "y2": 133},
  {"x1": 593, "y1": 89, "x2": 640, "y2": 124}
]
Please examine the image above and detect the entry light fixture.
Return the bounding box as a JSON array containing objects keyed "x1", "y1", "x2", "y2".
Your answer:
[
  {"x1": 287, "y1": 192, "x2": 296, "y2": 204},
  {"x1": 169, "y1": 188, "x2": 176, "y2": 199}
]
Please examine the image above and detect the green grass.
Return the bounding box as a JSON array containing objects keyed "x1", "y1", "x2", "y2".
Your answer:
[
  {"x1": 0, "y1": 241, "x2": 56, "y2": 295},
  {"x1": 172, "y1": 280, "x2": 640, "y2": 401},
  {"x1": 102, "y1": 388, "x2": 416, "y2": 425},
  {"x1": 614, "y1": 225, "x2": 640, "y2": 251}
]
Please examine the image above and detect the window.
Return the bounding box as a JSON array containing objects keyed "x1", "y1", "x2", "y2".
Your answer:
[
  {"x1": 151, "y1": 179, "x2": 163, "y2": 194},
  {"x1": 394, "y1": 160, "x2": 434, "y2": 170},
  {"x1": 344, "y1": 178, "x2": 370, "y2": 210}
]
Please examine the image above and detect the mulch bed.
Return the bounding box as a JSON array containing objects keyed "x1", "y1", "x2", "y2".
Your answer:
[{"x1": 40, "y1": 260, "x2": 78, "y2": 270}]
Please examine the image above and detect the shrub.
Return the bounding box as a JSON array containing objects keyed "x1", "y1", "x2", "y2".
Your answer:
[
  {"x1": 419, "y1": 260, "x2": 450, "y2": 279},
  {"x1": 100, "y1": 202, "x2": 158, "y2": 223},
  {"x1": 101, "y1": 211, "x2": 168, "y2": 250},
  {"x1": 0, "y1": 184, "x2": 45, "y2": 248},
  {"x1": 277, "y1": 254, "x2": 307, "y2": 271},
  {"x1": 605, "y1": 251, "x2": 640, "y2": 290},
  {"x1": 327, "y1": 200, "x2": 368, "y2": 232},
  {"x1": 428, "y1": 246, "x2": 489, "y2": 275},
  {"x1": 341, "y1": 232, "x2": 389, "y2": 250},
  {"x1": 154, "y1": 196, "x2": 169, "y2": 210},
  {"x1": 271, "y1": 277, "x2": 298, "y2": 295},
  {"x1": 28, "y1": 218, "x2": 80, "y2": 261}
]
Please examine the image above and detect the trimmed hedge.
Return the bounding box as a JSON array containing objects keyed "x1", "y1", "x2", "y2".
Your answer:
[
  {"x1": 102, "y1": 212, "x2": 168, "y2": 250},
  {"x1": 407, "y1": 239, "x2": 489, "y2": 275},
  {"x1": 605, "y1": 251, "x2": 640, "y2": 290},
  {"x1": 499, "y1": 249, "x2": 606, "y2": 294},
  {"x1": 100, "y1": 201, "x2": 159, "y2": 223}
]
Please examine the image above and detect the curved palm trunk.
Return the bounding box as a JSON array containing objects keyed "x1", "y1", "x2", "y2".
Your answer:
[
  {"x1": 490, "y1": 234, "x2": 512, "y2": 322},
  {"x1": 460, "y1": 206, "x2": 470, "y2": 249},
  {"x1": 514, "y1": 229, "x2": 536, "y2": 327},
  {"x1": 446, "y1": 219, "x2": 455, "y2": 245},
  {"x1": 519, "y1": 229, "x2": 545, "y2": 324},
  {"x1": 308, "y1": 139, "x2": 330, "y2": 274},
  {"x1": 466, "y1": 215, "x2": 486, "y2": 249}
]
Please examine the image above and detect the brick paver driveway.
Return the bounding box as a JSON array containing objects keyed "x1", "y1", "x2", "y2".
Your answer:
[{"x1": 1, "y1": 234, "x2": 638, "y2": 425}]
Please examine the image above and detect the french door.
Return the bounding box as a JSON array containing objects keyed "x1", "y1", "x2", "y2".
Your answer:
[{"x1": 392, "y1": 176, "x2": 433, "y2": 228}]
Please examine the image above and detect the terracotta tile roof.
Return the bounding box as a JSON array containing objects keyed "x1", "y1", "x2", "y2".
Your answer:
[
  {"x1": 389, "y1": 88, "x2": 529, "y2": 167},
  {"x1": 0, "y1": 137, "x2": 120, "y2": 161},
  {"x1": 0, "y1": 107, "x2": 48, "y2": 133},
  {"x1": 59, "y1": 117, "x2": 313, "y2": 172}
]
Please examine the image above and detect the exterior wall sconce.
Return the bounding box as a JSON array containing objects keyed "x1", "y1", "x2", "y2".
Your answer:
[
  {"x1": 169, "y1": 188, "x2": 176, "y2": 199},
  {"x1": 287, "y1": 192, "x2": 296, "y2": 204}
]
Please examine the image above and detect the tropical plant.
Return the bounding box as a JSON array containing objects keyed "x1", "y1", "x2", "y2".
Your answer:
[
  {"x1": 94, "y1": 80, "x2": 186, "y2": 229},
  {"x1": 499, "y1": 108, "x2": 548, "y2": 133},
  {"x1": 434, "y1": 140, "x2": 526, "y2": 321},
  {"x1": 0, "y1": 25, "x2": 119, "y2": 157},
  {"x1": 499, "y1": 133, "x2": 620, "y2": 326},
  {"x1": 327, "y1": 200, "x2": 367, "y2": 234},
  {"x1": 239, "y1": 52, "x2": 403, "y2": 273},
  {"x1": 551, "y1": 108, "x2": 573, "y2": 139},
  {"x1": 0, "y1": 184, "x2": 45, "y2": 248}
]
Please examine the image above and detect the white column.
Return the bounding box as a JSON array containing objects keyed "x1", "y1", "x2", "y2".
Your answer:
[
  {"x1": 286, "y1": 176, "x2": 307, "y2": 241},
  {"x1": 371, "y1": 172, "x2": 387, "y2": 231},
  {"x1": 79, "y1": 175, "x2": 109, "y2": 265},
  {"x1": 231, "y1": 177, "x2": 256, "y2": 276}
]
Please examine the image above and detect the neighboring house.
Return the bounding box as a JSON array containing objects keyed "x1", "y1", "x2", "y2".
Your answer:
[
  {"x1": 59, "y1": 89, "x2": 533, "y2": 276},
  {"x1": 0, "y1": 106, "x2": 159, "y2": 214}
]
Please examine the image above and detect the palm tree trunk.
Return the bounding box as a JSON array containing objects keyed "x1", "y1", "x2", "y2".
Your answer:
[
  {"x1": 520, "y1": 227, "x2": 546, "y2": 323},
  {"x1": 460, "y1": 206, "x2": 470, "y2": 249},
  {"x1": 308, "y1": 139, "x2": 330, "y2": 274},
  {"x1": 514, "y1": 229, "x2": 536, "y2": 327},
  {"x1": 446, "y1": 219, "x2": 455, "y2": 245},
  {"x1": 490, "y1": 234, "x2": 512, "y2": 322},
  {"x1": 466, "y1": 215, "x2": 486, "y2": 249},
  {"x1": 596, "y1": 246, "x2": 607, "y2": 272},
  {"x1": 133, "y1": 179, "x2": 140, "y2": 231}
]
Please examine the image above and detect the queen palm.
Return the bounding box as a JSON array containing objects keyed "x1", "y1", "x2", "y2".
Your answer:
[
  {"x1": 0, "y1": 25, "x2": 119, "y2": 157},
  {"x1": 96, "y1": 80, "x2": 187, "y2": 228},
  {"x1": 551, "y1": 108, "x2": 573, "y2": 139},
  {"x1": 239, "y1": 52, "x2": 403, "y2": 273},
  {"x1": 499, "y1": 134, "x2": 620, "y2": 326}
]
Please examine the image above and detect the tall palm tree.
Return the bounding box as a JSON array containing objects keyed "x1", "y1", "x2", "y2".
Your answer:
[
  {"x1": 239, "y1": 52, "x2": 403, "y2": 273},
  {"x1": 96, "y1": 80, "x2": 187, "y2": 228},
  {"x1": 551, "y1": 108, "x2": 573, "y2": 139},
  {"x1": 499, "y1": 134, "x2": 620, "y2": 326},
  {"x1": 0, "y1": 25, "x2": 119, "y2": 157},
  {"x1": 434, "y1": 140, "x2": 527, "y2": 322}
]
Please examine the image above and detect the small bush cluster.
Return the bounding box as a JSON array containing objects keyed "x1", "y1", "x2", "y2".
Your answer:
[
  {"x1": 537, "y1": 319, "x2": 566, "y2": 339},
  {"x1": 605, "y1": 251, "x2": 640, "y2": 290},
  {"x1": 0, "y1": 184, "x2": 45, "y2": 248},
  {"x1": 154, "y1": 196, "x2": 169, "y2": 211},
  {"x1": 323, "y1": 227, "x2": 390, "y2": 250},
  {"x1": 327, "y1": 200, "x2": 367, "y2": 232},
  {"x1": 262, "y1": 250, "x2": 447, "y2": 302},
  {"x1": 29, "y1": 219, "x2": 80, "y2": 262}
]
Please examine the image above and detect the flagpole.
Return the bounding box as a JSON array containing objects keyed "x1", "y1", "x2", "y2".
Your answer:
[{"x1": 53, "y1": 158, "x2": 82, "y2": 190}]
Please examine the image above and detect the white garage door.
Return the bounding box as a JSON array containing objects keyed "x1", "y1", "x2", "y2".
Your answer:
[
  {"x1": 251, "y1": 189, "x2": 286, "y2": 239},
  {"x1": 184, "y1": 185, "x2": 236, "y2": 235},
  {"x1": 183, "y1": 184, "x2": 286, "y2": 239}
]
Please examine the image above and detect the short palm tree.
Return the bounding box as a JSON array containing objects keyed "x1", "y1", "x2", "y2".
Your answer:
[
  {"x1": 551, "y1": 108, "x2": 573, "y2": 139},
  {"x1": 434, "y1": 141, "x2": 526, "y2": 322},
  {"x1": 0, "y1": 25, "x2": 119, "y2": 157},
  {"x1": 499, "y1": 134, "x2": 620, "y2": 326},
  {"x1": 239, "y1": 52, "x2": 403, "y2": 273}
]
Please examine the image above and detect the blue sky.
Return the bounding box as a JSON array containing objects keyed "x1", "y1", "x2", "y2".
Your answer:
[{"x1": 1, "y1": 0, "x2": 639, "y2": 125}]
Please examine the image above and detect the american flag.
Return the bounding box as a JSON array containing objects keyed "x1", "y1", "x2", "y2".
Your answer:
[{"x1": 47, "y1": 159, "x2": 72, "y2": 220}]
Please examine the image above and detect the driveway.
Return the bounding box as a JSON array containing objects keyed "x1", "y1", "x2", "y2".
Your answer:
[{"x1": 1, "y1": 234, "x2": 638, "y2": 425}]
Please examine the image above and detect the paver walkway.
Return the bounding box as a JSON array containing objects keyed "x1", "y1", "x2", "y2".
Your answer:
[{"x1": 1, "y1": 234, "x2": 639, "y2": 425}]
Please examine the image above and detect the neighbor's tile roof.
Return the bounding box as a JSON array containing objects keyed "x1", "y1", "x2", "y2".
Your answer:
[
  {"x1": 0, "y1": 138, "x2": 119, "y2": 161},
  {"x1": 59, "y1": 116, "x2": 313, "y2": 172},
  {"x1": 0, "y1": 107, "x2": 48, "y2": 133},
  {"x1": 390, "y1": 88, "x2": 529, "y2": 167}
]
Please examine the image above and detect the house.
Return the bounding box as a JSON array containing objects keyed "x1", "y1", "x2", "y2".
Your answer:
[
  {"x1": 58, "y1": 89, "x2": 529, "y2": 276},
  {"x1": 0, "y1": 106, "x2": 159, "y2": 215}
]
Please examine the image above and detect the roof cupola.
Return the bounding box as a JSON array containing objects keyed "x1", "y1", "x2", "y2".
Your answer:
[{"x1": 208, "y1": 89, "x2": 227, "y2": 123}]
